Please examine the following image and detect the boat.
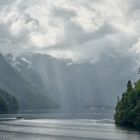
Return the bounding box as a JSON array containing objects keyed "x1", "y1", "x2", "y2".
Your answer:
[{"x1": 16, "y1": 116, "x2": 23, "y2": 119}]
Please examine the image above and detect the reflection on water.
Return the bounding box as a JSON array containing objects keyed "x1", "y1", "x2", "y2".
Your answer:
[{"x1": 0, "y1": 109, "x2": 140, "y2": 140}]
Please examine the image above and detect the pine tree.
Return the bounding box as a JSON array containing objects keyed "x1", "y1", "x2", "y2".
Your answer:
[{"x1": 127, "y1": 80, "x2": 133, "y2": 92}]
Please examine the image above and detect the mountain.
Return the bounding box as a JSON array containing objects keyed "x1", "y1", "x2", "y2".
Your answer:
[
  {"x1": 0, "y1": 53, "x2": 56, "y2": 110},
  {"x1": 11, "y1": 53, "x2": 137, "y2": 111},
  {"x1": 0, "y1": 88, "x2": 18, "y2": 113}
]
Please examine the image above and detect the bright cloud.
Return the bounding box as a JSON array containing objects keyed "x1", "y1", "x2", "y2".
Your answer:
[{"x1": 0, "y1": 0, "x2": 140, "y2": 61}]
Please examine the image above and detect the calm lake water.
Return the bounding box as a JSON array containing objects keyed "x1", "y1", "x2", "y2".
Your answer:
[{"x1": 0, "y1": 108, "x2": 140, "y2": 140}]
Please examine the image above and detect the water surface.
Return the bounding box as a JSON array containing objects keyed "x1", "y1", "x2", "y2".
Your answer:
[{"x1": 0, "y1": 109, "x2": 140, "y2": 140}]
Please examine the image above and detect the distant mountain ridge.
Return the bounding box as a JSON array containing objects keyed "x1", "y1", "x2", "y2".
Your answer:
[
  {"x1": 0, "y1": 53, "x2": 57, "y2": 110},
  {"x1": 3, "y1": 52, "x2": 136, "y2": 112},
  {"x1": 8, "y1": 53, "x2": 136, "y2": 111}
]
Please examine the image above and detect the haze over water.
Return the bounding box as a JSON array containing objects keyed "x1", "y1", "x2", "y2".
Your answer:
[{"x1": 0, "y1": 108, "x2": 140, "y2": 140}]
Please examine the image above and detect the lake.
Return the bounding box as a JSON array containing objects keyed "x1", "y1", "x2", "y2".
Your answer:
[{"x1": 0, "y1": 108, "x2": 140, "y2": 140}]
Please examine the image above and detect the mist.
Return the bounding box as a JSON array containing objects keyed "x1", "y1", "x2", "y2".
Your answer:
[
  {"x1": 8, "y1": 52, "x2": 137, "y2": 112},
  {"x1": 0, "y1": 0, "x2": 140, "y2": 111}
]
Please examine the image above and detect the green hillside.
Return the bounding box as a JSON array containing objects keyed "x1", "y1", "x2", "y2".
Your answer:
[
  {"x1": 115, "y1": 80, "x2": 140, "y2": 129},
  {"x1": 0, "y1": 88, "x2": 18, "y2": 113}
]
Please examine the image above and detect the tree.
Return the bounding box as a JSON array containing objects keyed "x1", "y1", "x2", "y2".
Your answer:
[
  {"x1": 0, "y1": 88, "x2": 18, "y2": 114},
  {"x1": 127, "y1": 80, "x2": 133, "y2": 92},
  {"x1": 115, "y1": 79, "x2": 140, "y2": 130},
  {"x1": 0, "y1": 97, "x2": 8, "y2": 113}
]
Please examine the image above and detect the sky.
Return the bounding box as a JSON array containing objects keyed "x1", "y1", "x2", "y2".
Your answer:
[{"x1": 0, "y1": 0, "x2": 140, "y2": 63}]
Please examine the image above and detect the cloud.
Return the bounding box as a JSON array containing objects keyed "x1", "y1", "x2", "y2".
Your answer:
[
  {"x1": 0, "y1": 0, "x2": 139, "y2": 63},
  {"x1": 126, "y1": 0, "x2": 140, "y2": 10},
  {"x1": 0, "y1": 0, "x2": 13, "y2": 5}
]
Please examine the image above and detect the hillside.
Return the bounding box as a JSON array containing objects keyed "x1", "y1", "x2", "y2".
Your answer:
[
  {"x1": 19, "y1": 53, "x2": 135, "y2": 110},
  {"x1": 0, "y1": 53, "x2": 57, "y2": 110},
  {"x1": 115, "y1": 80, "x2": 140, "y2": 129},
  {"x1": 0, "y1": 88, "x2": 18, "y2": 113}
]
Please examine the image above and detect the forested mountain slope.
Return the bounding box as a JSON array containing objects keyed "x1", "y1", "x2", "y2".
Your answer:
[
  {"x1": 115, "y1": 80, "x2": 140, "y2": 129},
  {"x1": 0, "y1": 53, "x2": 56, "y2": 110},
  {"x1": 0, "y1": 88, "x2": 18, "y2": 113}
]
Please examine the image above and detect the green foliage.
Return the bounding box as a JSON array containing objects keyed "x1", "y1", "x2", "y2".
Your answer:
[
  {"x1": 0, "y1": 88, "x2": 18, "y2": 114},
  {"x1": 0, "y1": 96, "x2": 8, "y2": 113},
  {"x1": 127, "y1": 80, "x2": 133, "y2": 92},
  {"x1": 115, "y1": 80, "x2": 140, "y2": 129}
]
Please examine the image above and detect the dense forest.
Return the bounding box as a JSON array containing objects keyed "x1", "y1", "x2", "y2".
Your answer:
[
  {"x1": 0, "y1": 88, "x2": 18, "y2": 113},
  {"x1": 115, "y1": 80, "x2": 140, "y2": 129}
]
